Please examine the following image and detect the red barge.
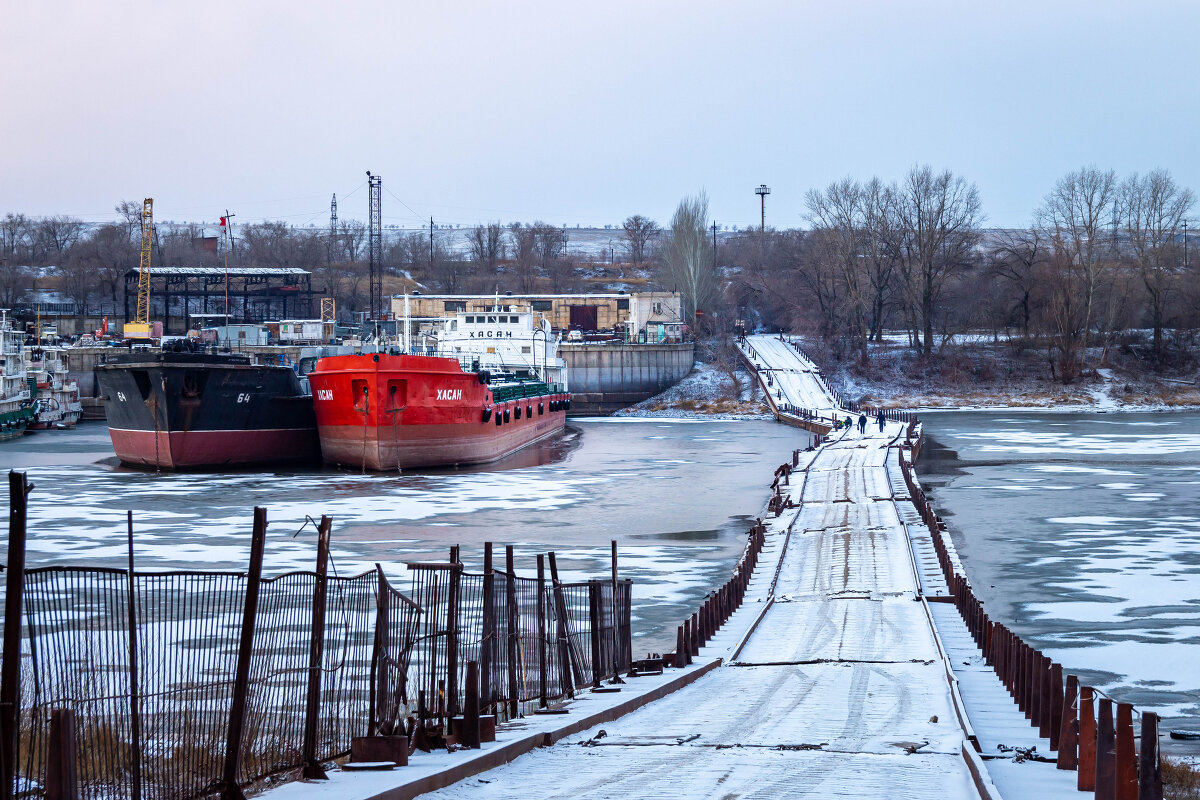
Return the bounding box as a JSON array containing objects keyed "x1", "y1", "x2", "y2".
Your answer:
[{"x1": 309, "y1": 304, "x2": 570, "y2": 471}]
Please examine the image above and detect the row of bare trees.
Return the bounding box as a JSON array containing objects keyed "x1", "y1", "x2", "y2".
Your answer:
[
  {"x1": 727, "y1": 165, "x2": 1197, "y2": 380},
  {"x1": 0, "y1": 206, "x2": 668, "y2": 322}
]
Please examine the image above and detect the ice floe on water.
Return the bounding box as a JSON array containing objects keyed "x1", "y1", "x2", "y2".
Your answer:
[{"x1": 923, "y1": 410, "x2": 1200, "y2": 724}]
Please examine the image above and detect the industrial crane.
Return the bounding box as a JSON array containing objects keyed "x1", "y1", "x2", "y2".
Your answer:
[{"x1": 123, "y1": 198, "x2": 154, "y2": 339}]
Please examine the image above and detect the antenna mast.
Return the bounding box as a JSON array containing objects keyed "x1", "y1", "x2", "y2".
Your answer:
[{"x1": 367, "y1": 172, "x2": 383, "y2": 321}]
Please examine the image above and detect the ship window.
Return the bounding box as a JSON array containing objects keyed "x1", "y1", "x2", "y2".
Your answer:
[
  {"x1": 448, "y1": 320, "x2": 457, "y2": 331},
  {"x1": 465, "y1": 316, "x2": 474, "y2": 323},
  {"x1": 509, "y1": 316, "x2": 519, "y2": 323},
  {"x1": 487, "y1": 315, "x2": 497, "y2": 323},
  {"x1": 521, "y1": 346, "x2": 531, "y2": 354}
]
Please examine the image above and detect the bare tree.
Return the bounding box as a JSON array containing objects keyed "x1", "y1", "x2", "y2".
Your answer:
[
  {"x1": 36, "y1": 215, "x2": 86, "y2": 260},
  {"x1": 1038, "y1": 166, "x2": 1118, "y2": 359},
  {"x1": 2, "y1": 213, "x2": 33, "y2": 261},
  {"x1": 989, "y1": 227, "x2": 1048, "y2": 339},
  {"x1": 507, "y1": 223, "x2": 539, "y2": 293},
  {"x1": 1118, "y1": 169, "x2": 1195, "y2": 360},
  {"x1": 622, "y1": 215, "x2": 659, "y2": 263},
  {"x1": 468, "y1": 222, "x2": 504, "y2": 285},
  {"x1": 805, "y1": 177, "x2": 871, "y2": 361},
  {"x1": 659, "y1": 192, "x2": 714, "y2": 329},
  {"x1": 72, "y1": 223, "x2": 137, "y2": 307},
  {"x1": 892, "y1": 165, "x2": 983, "y2": 357}
]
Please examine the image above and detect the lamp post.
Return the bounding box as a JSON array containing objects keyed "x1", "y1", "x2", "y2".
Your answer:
[{"x1": 755, "y1": 185, "x2": 771, "y2": 233}]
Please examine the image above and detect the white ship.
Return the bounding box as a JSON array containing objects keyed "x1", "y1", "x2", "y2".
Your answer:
[
  {"x1": 0, "y1": 311, "x2": 35, "y2": 440},
  {"x1": 26, "y1": 346, "x2": 82, "y2": 429}
]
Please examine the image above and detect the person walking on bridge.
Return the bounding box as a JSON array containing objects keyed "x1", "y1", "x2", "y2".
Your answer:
[
  {"x1": 877, "y1": 410, "x2": 886, "y2": 432},
  {"x1": 857, "y1": 413, "x2": 867, "y2": 434}
]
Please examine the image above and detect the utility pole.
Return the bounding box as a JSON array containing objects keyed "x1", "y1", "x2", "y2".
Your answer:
[
  {"x1": 755, "y1": 185, "x2": 771, "y2": 233},
  {"x1": 366, "y1": 172, "x2": 383, "y2": 322},
  {"x1": 1185, "y1": 220, "x2": 1190, "y2": 270},
  {"x1": 430, "y1": 217, "x2": 435, "y2": 272},
  {"x1": 222, "y1": 210, "x2": 236, "y2": 324},
  {"x1": 328, "y1": 193, "x2": 338, "y2": 262}
]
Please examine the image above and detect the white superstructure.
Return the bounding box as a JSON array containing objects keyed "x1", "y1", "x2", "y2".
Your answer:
[{"x1": 416, "y1": 302, "x2": 568, "y2": 391}]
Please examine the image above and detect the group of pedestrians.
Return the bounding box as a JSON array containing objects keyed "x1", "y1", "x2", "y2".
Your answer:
[{"x1": 838, "y1": 410, "x2": 887, "y2": 434}]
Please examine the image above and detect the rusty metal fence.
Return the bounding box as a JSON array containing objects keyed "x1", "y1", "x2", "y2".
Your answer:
[{"x1": 0, "y1": 473, "x2": 632, "y2": 800}]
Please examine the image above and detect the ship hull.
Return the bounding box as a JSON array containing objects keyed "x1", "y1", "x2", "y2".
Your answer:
[
  {"x1": 309, "y1": 353, "x2": 568, "y2": 470},
  {"x1": 97, "y1": 353, "x2": 319, "y2": 469}
]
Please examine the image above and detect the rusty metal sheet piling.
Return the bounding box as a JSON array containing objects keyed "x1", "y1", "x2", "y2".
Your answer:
[
  {"x1": 1139, "y1": 711, "x2": 1163, "y2": 800},
  {"x1": 1116, "y1": 702, "x2": 1137, "y2": 800},
  {"x1": 1079, "y1": 686, "x2": 1097, "y2": 791},
  {"x1": 1058, "y1": 674, "x2": 1079, "y2": 769},
  {"x1": 1097, "y1": 697, "x2": 1116, "y2": 800}
]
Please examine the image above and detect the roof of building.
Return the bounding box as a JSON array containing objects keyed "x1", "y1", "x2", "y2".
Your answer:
[
  {"x1": 392, "y1": 292, "x2": 674, "y2": 300},
  {"x1": 124, "y1": 266, "x2": 311, "y2": 277}
]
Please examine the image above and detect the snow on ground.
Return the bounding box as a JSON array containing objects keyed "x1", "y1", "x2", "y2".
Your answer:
[
  {"x1": 796, "y1": 333, "x2": 1200, "y2": 413},
  {"x1": 613, "y1": 361, "x2": 773, "y2": 419}
]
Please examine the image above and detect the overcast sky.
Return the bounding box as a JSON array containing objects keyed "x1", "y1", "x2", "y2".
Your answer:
[{"x1": 3, "y1": 0, "x2": 1198, "y2": 230}]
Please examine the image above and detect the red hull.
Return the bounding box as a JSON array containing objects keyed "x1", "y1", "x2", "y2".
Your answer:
[
  {"x1": 109, "y1": 427, "x2": 320, "y2": 469},
  {"x1": 309, "y1": 354, "x2": 568, "y2": 470}
]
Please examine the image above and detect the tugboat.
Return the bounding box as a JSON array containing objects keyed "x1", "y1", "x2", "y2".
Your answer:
[
  {"x1": 309, "y1": 304, "x2": 570, "y2": 470},
  {"x1": 96, "y1": 342, "x2": 320, "y2": 469},
  {"x1": 26, "y1": 346, "x2": 82, "y2": 429},
  {"x1": 0, "y1": 312, "x2": 36, "y2": 440}
]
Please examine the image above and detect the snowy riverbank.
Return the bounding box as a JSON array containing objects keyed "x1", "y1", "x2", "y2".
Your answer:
[{"x1": 613, "y1": 362, "x2": 774, "y2": 420}]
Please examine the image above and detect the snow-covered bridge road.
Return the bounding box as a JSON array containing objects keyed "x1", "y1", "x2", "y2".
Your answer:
[
  {"x1": 422, "y1": 422, "x2": 989, "y2": 799},
  {"x1": 739, "y1": 334, "x2": 843, "y2": 420}
]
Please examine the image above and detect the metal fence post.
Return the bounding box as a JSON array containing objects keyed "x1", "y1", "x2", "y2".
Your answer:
[
  {"x1": 548, "y1": 553, "x2": 578, "y2": 695},
  {"x1": 446, "y1": 546, "x2": 460, "y2": 719},
  {"x1": 609, "y1": 541, "x2": 624, "y2": 682},
  {"x1": 536, "y1": 555, "x2": 547, "y2": 708},
  {"x1": 369, "y1": 564, "x2": 391, "y2": 736},
  {"x1": 481, "y1": 543, "x2": 494, "y2": 714},
  {"x1": 126, "y1": 511, "x2": 143, "y2": 799},
  {"x1": 0, "y1": 471, "x2": 31, "y2": 800},
  {"x1": 45, "y1": 709, "x2": 76, "y2": 800},
  {"x1": 588, "y1": 581, "x2": 602, "y2": 689},
  {"x1": 219, "y1": 506, "x2": 268, "y2": 800},
  {"x1": 505, "y1": 546, "x2": 519, "y2": 719},
  {"x1": 301, "y1": 515, "x2": 332, "y2": 780},
  {"x1": 461, "y1": 661, "x2": 481, "y2": 749}
]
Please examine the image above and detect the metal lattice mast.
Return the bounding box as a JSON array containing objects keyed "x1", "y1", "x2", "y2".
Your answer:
[
  {"x1": 134, "y1": 198, "x2": 154, "y2": 324},
  {"x1": 367, "y1": 172, "x2": 383, "y2": 320},
  {"x1": 328, "y1": 193, "x2": 338, "y2": 262}
]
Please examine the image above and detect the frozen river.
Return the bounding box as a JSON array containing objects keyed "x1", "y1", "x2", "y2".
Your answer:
[
  {"x1": 918, "y1": 409, "x2": 1200, "y2": 737},
  {"x1": 0, "y1": 418, "x2": 806, "y2": 654}
]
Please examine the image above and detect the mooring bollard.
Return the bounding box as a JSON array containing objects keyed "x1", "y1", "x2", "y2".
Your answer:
[
  {"x1": 1115, "y1": 703, "x2": 1137, "y2": 800},
  {"x1": 1079, "y1": 687, "x2": 1097, "y2": 790},
  {"x1": 1096, "y1": 698, "x2": 1116, "y2": 800},
  {"x1": 1138, "y1": 711, "x2": 1163, "y2": 800}
]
